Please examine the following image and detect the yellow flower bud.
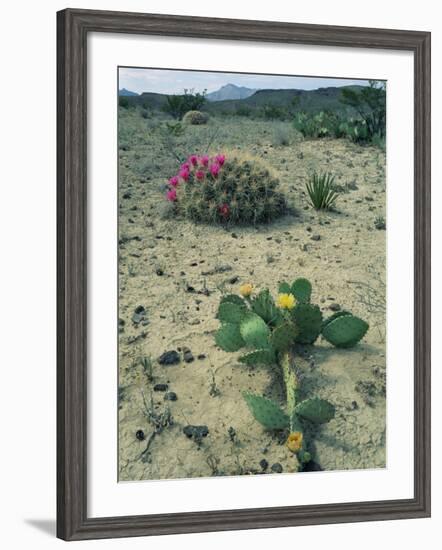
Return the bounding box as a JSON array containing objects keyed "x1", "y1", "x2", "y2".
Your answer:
[
  {"x1": 277, "y1": 293, "x2": 296, "y2": 310},
  {"x1": 286, "y1": 431, "x2": 303, "y2": 453},
  {"x1": 239, "y1": 283, "x2": 253, "y2": 297}
]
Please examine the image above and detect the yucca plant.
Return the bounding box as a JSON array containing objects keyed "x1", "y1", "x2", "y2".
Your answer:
[{"x1": 306, "y1": 172, "x2": 339, "y2": 210}]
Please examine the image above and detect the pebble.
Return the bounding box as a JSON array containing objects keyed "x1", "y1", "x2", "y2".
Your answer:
[
  {"x1": 153, "y1": 383, "x2": 168, "y2": 392},
  {"x1": 229, "y1": 276, "x2": 239, "y2": 284},
  {"x1": 183, "y1": 347, "x2": 194, "y2": 363},
  {"x1": 259, "y1": 459, "x2": 269, "y2": 471},
  {"x1": 329, "y1": 303, "x2": 341, "y2": 312},
  {"x1": 135, "y1": 430, "x2": 145, "y2": 441},
  {"x1": 164, "y1": 392, "x2": 178, "y2": 401},
  {"x1": 158, "y1": 350, "x2": 180, "y2": 365},
  {"x1": 311, "y1": 234, "x2": 321, "y2": 241},
  {"x1": 132, "y1": 305, "x2": 147, "y2": 325},
  {"x1": 271, "y1": 463, "x2": 283, "y2": 473},
  {"x1": 156, "y1": 268, "x2": 164, "y2": 276},
  {"x1": 197, "y1": 354, "x2": 206, "y2": 360}
]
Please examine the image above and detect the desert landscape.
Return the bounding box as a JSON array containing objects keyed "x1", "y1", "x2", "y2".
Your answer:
[{"x1": 117, "y1": 72, "x2": 386, "y2": 481}]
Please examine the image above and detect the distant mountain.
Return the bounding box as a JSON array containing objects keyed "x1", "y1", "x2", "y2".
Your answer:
[
  {"x1": 119, "y1": 88, "x2": 139, "y2": 97},
  {"x1": 206, "y1": 83, "x2": 258, "y2": 102}
]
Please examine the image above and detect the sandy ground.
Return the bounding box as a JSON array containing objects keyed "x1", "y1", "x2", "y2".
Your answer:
[{"x1": 118, "y1": 111, "x2": 386, "y2": 481}]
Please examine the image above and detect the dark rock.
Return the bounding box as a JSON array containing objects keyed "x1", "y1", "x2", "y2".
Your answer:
[
  {"x1": 311, "y1": 234, "x2": 321, "y2": 241},
  {"x1": 231, "y1": 233, "x2": 238, "y2": 239},
  {"x1": 229, "y1": 276, "x2": 239, "y2": 284},
  {"x1": 228, "y1": 427, "x2": 236, "y2": 442},
  {"x1": 164, "y1": 392, "x2": 178, "y2": 401},
  {"x1": 197, "y1": 354, "x2": 206, "y2": 360},
  {"x1": 183, "y1": 425, "x2": 209, "y2": 443},
  {"x1": 153, "y1": 383, "x2": 168, "y2": 392},
  {"x1": 132, "y1": 305, "x2": 147, "y2": 325},
  {"x1": 158, "y1": 350, "x2": 180, "y2": 365},
  {"x1": 183, "y1": 347, "x2": 194, "y2": 363},
  {"x1": 329, "y1": 303, "x2": 341, "y2": 312},
  {"x1": 156, "y1": 268, "x2": 164, "y2": 276},
  {"x1": 122, "y1": 192, "x2": 131, "y2": 199},
  {"x1": 135, "y1": 430, "x2": 145, "y2": 441},
  {"x1": 271, "y1": 463, "x2": 283, "y2": 473},
  {"x1": 259, "y1": 459, "x2": 269, "y2": 471}
]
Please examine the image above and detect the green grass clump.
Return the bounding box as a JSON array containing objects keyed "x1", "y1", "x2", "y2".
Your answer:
[{"x1": 305, "y1": 172, "x2": 338, "y2": 210}]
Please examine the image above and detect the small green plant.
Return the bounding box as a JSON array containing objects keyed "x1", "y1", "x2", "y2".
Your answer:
[
  {"x1": 306, "y1": 172, "x2": 339, "y2": 210},
  {"x1": 140, "y1": 356, "x2": 154, "y2": 381},
  {"x1": 213, "y1": 279, "x2": 369, "y2": 466},
  {"x1": 165, "y1": 152, "x2": 287, "y2": 225},
  {"x1": 182, "y1": 110, "x2": 209, "y2": 125},
  {"x1": 374, "y1": 215, "x2": 386, "y2": 230},
  {"x1": 162, "y1": 88, "x2": 207, "y2": 120}
]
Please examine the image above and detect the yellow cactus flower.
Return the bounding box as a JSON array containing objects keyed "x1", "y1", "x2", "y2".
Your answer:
[
  {"x1": 286, "y1": 431, "x2": 303, "y2": 453},
  {"x1": 239, "y1": 283, "x2": 254, "y2": 297},
  {"x1": 277, "y1": 293, "x2": 296, "y2": 310}
]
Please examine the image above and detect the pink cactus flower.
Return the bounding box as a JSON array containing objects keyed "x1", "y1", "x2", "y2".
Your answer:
[
  {"x1": 215, "y1": 154, "x2": 226, "y2": 166},
  {"x1": 189, "y1": 155, "x2": 199, "y2": 166},
  {"x1": 166, "y1": 189, "x2": 177, "y2": 202},
  {"x1": 195, "y1": 170, "x2": 205, "y2": 181},
  {"x1": 180, "y1": 162, "x2": 191, "y2": 171},
  {"x1": 168, "y1": 176, "x2": 179, "y2": 187},
  {"x1": 178, "y1": 168, "x2": 190, "y2": 182},
  {"x1": 219, "y1": 203, "x2": 230, "y2": 219},
  {"x1": 200, "y1": 155, "x2": 209, "y2": 167},
  {"x1": 210, "y1": 163, "x2": 221, "y2": 178}
]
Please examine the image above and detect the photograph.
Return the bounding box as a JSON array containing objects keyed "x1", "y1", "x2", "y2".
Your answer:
[{"x1": 117, "y1": 67, "x2": 387, "y2": 482}]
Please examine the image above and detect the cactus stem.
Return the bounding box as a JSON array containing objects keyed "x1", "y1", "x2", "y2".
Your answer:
[{"x1": 280, "y1": 351, "x2": 299, "y2": 430}]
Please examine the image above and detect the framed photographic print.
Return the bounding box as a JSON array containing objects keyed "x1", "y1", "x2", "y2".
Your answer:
[{"x1": 57, "y1": 8, "x2": 431, "y2": 541}]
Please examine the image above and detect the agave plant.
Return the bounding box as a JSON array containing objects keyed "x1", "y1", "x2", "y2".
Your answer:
[
  {"x1": 213, "y1": 278, "x2": 369, "y2": 467},
  {"x1": 306, "y1": 172, "x2": 339, "y2": 210}
]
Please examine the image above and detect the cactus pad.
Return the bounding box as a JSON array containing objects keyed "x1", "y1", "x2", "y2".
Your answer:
[
  {"x1": 238, "y1": 349, "x2": 276, "y2": 366},
  {"x1": 278, "y1": 282, "x2": 291, "y2": 294},
  {"x1": 291, "y1": 278, "x2": 312, "y2": 303},
  {"x1": 251, "y1": 289, "x2": 282, "y2": 325},
  {"x1": 220, "y1": 294, "x2": 246, "y2": 308},
  {"x1": 215, "y1": 323, "x2": 245, "y2": 352},
  {"x1": 240, "y1": 312, "x2": 270, "y2": 349},
  {"x1": 243, "y1": 393, "x2": 290, "y2": 430},
  {"x1": 271, "y1": 322, "x2": 298, "y2": 352},
  {"x1": 321, "y1": 310, "x2": 352, "y2": 330},
  {"x1": 294, "y1": 398, "x2": 335, "y2": 424},
  {"x1": 217, "y1": 301, "x2": 247, "y2": 324},
  {"x1": 291, "y1": 303, "x2": 323, "y2": 344},
  {"x1": 321, "y1": 314, "x2": 369, "y2": 348}
]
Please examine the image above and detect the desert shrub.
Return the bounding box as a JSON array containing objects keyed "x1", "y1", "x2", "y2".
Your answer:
[
  {"x1": 235, "y1": 105, "x2": 252, "y2": 117},
  {"x1": 306, "y1": 172, "x2": 339, "y2": 210},
  {"x1": 182, "y1": 110, "x2": 209, "y2": 125},
  {"x1": 164, "y1": 153, "x2": 287, "y2": 225},
  {"x1": 262, "y1": 103, "x2": 287, "y2": 121},
  {"x1": 162, "y1": 88, "x2": 207, "y2": 120},
  {"x1": 119, "y1": 97, "x2": 130, "y2": 108},
  {"x1": 293, "y1": 110, "x2": 340, "y2": 139},
  {"x1": 340, "y1": 80, "x2": 386, "y2": 140},
  {"x1": 272, "y1": 124, "x2": 291, "y2": 146}
]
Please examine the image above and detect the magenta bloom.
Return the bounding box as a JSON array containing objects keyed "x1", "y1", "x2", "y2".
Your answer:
[
  {"x1": 179, "y1": 168, "x2": 190, "y2": 182},
  {"x1": 210, "y1": 163, "x2": 220, "y2": 178},
  {"x1": 180, "y1": 162, "x2": 191, "y2": 171},
  {"x1": 189, "y1": 155, "x2": 199, "y2": 166},
  {"x1": 168, "y1": 176, "x2": 179, "y2": 188},
  {"x1": 195, "y1": 170, "x2": 205, "y2": 181},
  {"x1": 215, "y1": 154, "x2": 226, "y2": 166},
  {"x1": 219, "y1": 203, "x2": 230, "y2": 219},
  {"x1": 200, "y1": 155, "x2": 209, "y2": 167},
  {"x1": 166, "y1": 189, "x2": 177, "y2": 202}
]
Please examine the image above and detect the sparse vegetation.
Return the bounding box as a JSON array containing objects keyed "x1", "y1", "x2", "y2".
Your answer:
[{"x1": 182, "y1": 110, "x2": 209, "y2": 125}]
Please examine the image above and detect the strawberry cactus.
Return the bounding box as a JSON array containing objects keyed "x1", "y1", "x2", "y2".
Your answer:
[
  {"x1": 165, "y1": 152, "x2": 287, "y2": 225},
  {"x1": 213, "y1": 278, "x2": 369, "y2": 467}
]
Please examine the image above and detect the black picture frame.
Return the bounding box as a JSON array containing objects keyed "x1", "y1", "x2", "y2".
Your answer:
[{"x1": 57, "y1": 8, "x2": 431, "y2": 541}]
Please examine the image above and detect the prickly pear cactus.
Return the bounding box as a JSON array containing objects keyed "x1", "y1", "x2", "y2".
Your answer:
[
  {"x1": 215, "y1": 323, "x2": 244, "y2": 352},
  {"x1": 271, "y1": 322, "x2": 298, "y2": 352},
  {"x1": 294, "y1": 398, "x2": 336, "y2": 424},
  {"x1": 243, "y1": 393, "x2": 289, "y2": 430},
  {"x1": 238, "y1": 349, "x2": 275, "y2": 366},
  {"x1": 239, "y1": 312, "x2": 270, "y2": 349},
  {"x1": 291, "y1": 303, "x2": 323, "y2": 344},
  {"x1": 291, "y1": 278, "x2": 312, "y2": 303},
  {"x1": 251, "y1": 289, "x2": 282, "y2": 325},
  {"x1": 217, "y1": 301, "x2": 247, "y2": 324},
  {"x1": 321, "y1": 314, "x2": 369, "y2": 348}
]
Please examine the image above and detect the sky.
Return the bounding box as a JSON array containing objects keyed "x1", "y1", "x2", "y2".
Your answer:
[{"x1": 118, "y1": 67, "x2": 370, "y2": 95}]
